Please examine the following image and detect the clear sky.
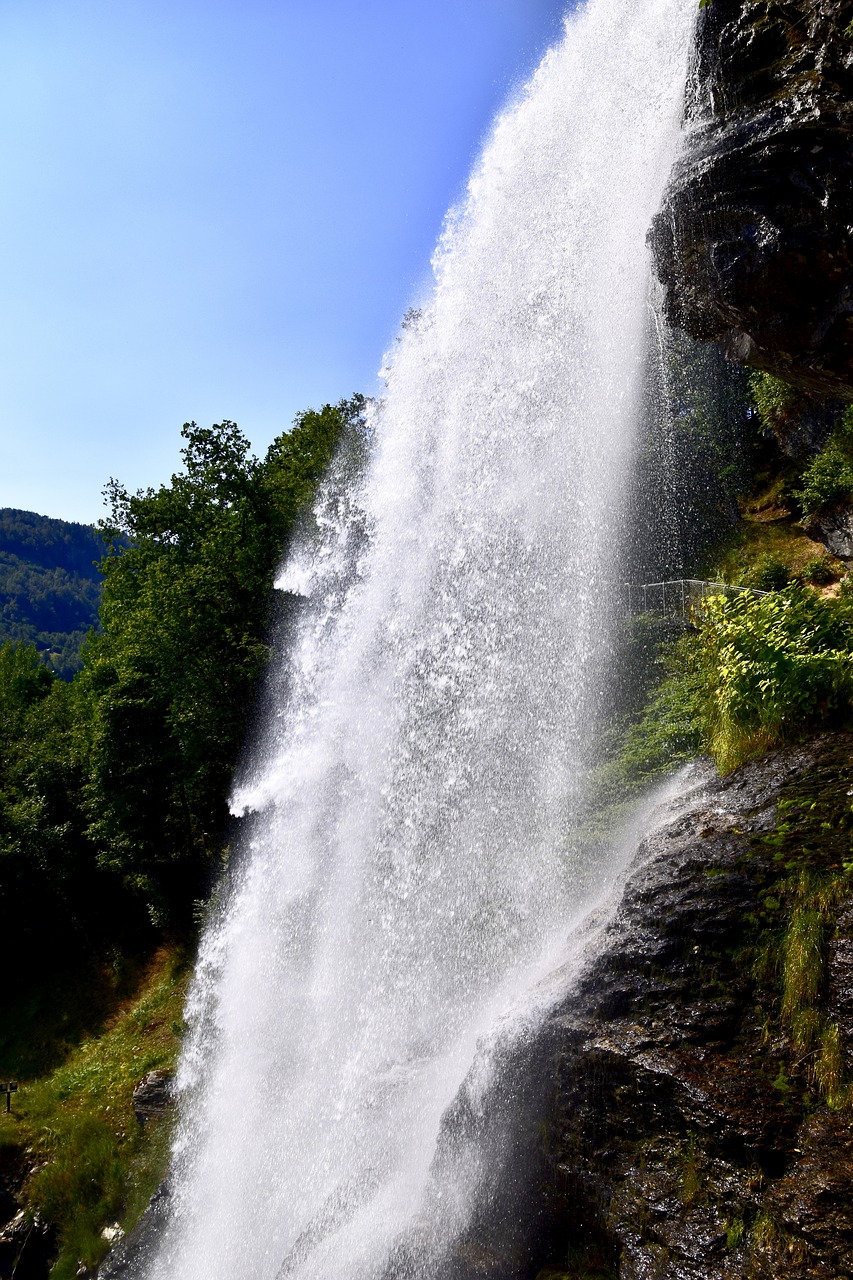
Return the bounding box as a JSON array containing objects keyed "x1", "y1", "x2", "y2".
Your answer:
[{"x1": 0, "y1": 0, "x2": 569, "y2": 525}]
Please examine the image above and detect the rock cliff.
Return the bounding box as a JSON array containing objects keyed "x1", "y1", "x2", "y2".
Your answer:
[
  {"x1": 441, "y1": 735, "x2": 853, "y2": 1279},
  {"x1": 650, "y1": 0, "x2": 853, "y2": 399}
]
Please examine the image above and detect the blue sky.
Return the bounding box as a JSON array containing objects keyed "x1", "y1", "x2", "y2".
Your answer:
[{"x1": 0, "y1": 0, "x2": 568, "y2": 524}]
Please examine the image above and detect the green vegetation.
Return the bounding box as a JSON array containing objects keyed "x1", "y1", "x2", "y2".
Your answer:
[
  {"x1": 85, "y1": 405, "x2": 362, "y2": 927},
  {"x1": 794, "y1": 408, "x2": 853, "y2": 516},
  {"x1": 706, "y1": 510, "x2": 835, "y2": 588},
  {"x1": 0, "y1": 509, "x2": 110, "y2": 678},
  {"x1": 0, "y1": 948, "x2": 188, "y2": 1278},
  {"x1": 607, "y1": 366, "x2": 853, "y2": 791},
  {"x1": 0, "y1": 400, "x2": 365, "y2": 972},
  {"x1": 748, "y1": 370, "x2": 805, "y2": 437},
  {"x1": 701, "y1": 586, "x2": 853, "y2": 770},
  {"x1": 600, "y1": 582, "x2": 853, "y2": 795},
  {"x1": 734, "y1": 757, "x2": 853, "y2": 1114}
]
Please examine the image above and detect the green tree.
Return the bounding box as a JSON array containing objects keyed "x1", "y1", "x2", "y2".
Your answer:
[
  {"x1": 82, "y1": 399, "x2": 365, "y2": 924},
  {"x1": 0, "y1": 645, "x2": 114, "y2": 972}
]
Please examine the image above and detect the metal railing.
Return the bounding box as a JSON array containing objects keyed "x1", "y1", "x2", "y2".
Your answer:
[{"x1": 620, "y1": 578, "x2": 767, "y2": 624}]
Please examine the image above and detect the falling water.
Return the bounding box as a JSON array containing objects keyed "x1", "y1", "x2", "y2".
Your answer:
[{"x1": 144, "y1": 0, "x2": 695, "y2": 1276}]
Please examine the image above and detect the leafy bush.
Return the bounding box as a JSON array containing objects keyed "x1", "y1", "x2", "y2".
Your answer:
[
  {"x1": 700, "y1": 586, "x2": 853, "y2": 770},
  {"x1": 794, "y1": 407, "x2": 853, "y2": 516},
  {"x1": 799, "y1": 555, "x2": 839, "y2": 586},
  {"x1": 745, "y1": 554, "x2": 790, "y2": 592},
  {"x1": 613, "y1": 634, "x2": 706, "y2": 782},
  {"x1": 748, "y1": 370, "x2": 801, "y2": 430},
  {"x1": 590, "y1": 630, "x2": 708, "y2": 804}
]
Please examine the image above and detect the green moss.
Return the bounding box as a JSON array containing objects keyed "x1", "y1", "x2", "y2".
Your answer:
[
  {"x1": 679, "y1": 1134, "x2": 704, "y2": 1207},
  {"x1": 725, "y1": 1215, "x2": 746, "y2": 1251},
  {"x1": 814, "y1": 1020, "x2": 846, "y2": 1106},
  {"x1": 781, "y1": 903, "x2": 824, "y2": 1034},
  {"x1": 705, "y1": 517, "x2": 824, "y2": 589},
  {"x1": 747, "y1": 762, "x2": 853, "y2": 1106}
]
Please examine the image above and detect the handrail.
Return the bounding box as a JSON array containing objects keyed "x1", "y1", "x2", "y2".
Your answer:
[{"x1": 620, "y1": 578, "x2": 768, "y2": 623}]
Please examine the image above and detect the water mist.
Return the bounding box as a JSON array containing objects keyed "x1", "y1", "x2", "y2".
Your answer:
[{"x1": 142, "y1": 0, "x2": 696, "y2": 1275}]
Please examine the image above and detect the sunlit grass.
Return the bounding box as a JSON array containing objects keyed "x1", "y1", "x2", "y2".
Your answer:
[{"x1": 0, "y1": 946, "x2": 188, "y2": 1278}]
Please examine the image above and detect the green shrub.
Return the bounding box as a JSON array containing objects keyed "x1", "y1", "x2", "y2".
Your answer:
[
  {"x1": 799, "y1": 555, "x2": 839, "y2": 586},
  {"x1": 794, "y1": 408, "x2": 853, "y2": 516},
  {"x1": 699, "y1": 586, "x2": 853, "y2": 770},
  {"x1": 591, "y1": 632, "x2": 707, "y2": 802},
  {"x1": 745, "y1": 554, "x2": 790, "y2": 591},
  {"x1": 748, "y1": 371, "x2": 801, "y2": 432}
]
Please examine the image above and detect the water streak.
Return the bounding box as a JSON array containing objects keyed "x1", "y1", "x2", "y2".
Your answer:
[{"x1": 146, "y1": 1, "x2": 695, "y2": 1275}]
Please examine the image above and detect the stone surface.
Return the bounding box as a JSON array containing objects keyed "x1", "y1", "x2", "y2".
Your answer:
[
  {"x1": 96, "y1": 1182, "x2": 171, "y2": 1280},
  {"x1": 131, "y1": 1071, "x2": 173, "y2": 1125},
  {"x1": 650, "y1": 0, "x2": 853, "y2": 398},
  {"x1": 439, "y1": 735, "x2": 853, "y2": 1279},
  {"x1": 0, "y1": 1212, "x2": 56, "y2": 1280},
  {"x1": 807, "y1": 503, "x2": 853, "y2": 558}
]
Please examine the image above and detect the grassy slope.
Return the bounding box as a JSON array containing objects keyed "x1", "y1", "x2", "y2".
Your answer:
[{"x1": 0, "y1": 947, "x2": 189, "y2": 1278}]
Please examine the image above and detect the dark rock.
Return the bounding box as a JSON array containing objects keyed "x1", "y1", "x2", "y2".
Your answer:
[
  {"x1": 806, "y1": 502, "x2": 853, "y2": 558},
  {"x1": 96, "y1": 1181, "x2": 171, "y2": 1279},
  {"x1": 0, "y1": 1143, "x2": 54, "y2": 1280},
  {"x1": 0, "y1": 1213, "x2": 57, "y2": 1280},
  {"x1": 131, "y1": 1071, "x2": 173, "y2": 1125},
  {"x1": 650, "y1": 0, "x2": 853, "y2": 399},
  {"x1": 437, "y1": 735, "x2": 853, "y2": 1279}
]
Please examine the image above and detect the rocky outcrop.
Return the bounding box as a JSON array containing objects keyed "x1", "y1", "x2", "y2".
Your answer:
[
  {"x1": 806, "y1": 502, "x2": 853, "y2": 558},
  {"x1": 0, "y1": 1146, "x2": 55, "y2": 1280},
  {"x1": 650, "y1": 0, "x2": 853, "y2": 399},
  {"x1": 132, "y1": 1071, "x2": 173, "y2": 1126},
  {"x1": 96, "y1": 1182, "x2": 171, "y2": 1280},
  {"x1": 441, "y1": 735, "x2": 853, "y2": 1279}
]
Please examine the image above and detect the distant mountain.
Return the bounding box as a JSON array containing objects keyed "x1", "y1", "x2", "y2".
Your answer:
[{"x1": 0, "y1": 508, "x2": 105, "y2": 677}]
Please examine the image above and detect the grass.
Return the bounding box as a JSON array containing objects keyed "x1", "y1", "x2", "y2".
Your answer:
[
  {"x1": 679, "y1": 1134, "x2": 704, "y2": 1208},
  {"x1": 0, "y1": 945, "x2": 189, "y2": 1279},
  {"x1": 706, "y1": 499, "x2": 827, "y2": 585},
  {"x1": 746, "y1": 760, "x2": 853, "y2": 1108},
  {"x1": 781, "y1": 902, "x2": 824, "y2": 1032}
]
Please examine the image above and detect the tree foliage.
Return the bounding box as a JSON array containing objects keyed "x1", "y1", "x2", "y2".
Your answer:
[
  {"x1": 0, "y1": 397, "x2": 365, "y2": 964},
  {"x1": 0, "y1": 509, "x2": 109, "y2": 677}
]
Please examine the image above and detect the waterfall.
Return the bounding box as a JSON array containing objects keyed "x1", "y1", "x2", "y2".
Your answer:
[{"x1": 143, "y1": 0, "x2": 695, "y2": 1276}]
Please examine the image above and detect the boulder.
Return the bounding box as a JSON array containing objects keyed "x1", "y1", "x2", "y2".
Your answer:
[{"x1": 131, "y1": 1071, "x2": 173, "y2": 1126}]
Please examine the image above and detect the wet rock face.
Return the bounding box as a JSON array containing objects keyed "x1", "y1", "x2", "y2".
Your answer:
[
  {"x1": 650, "y1": 0, "x2": 853, "y2": 398},
  {"x1": 444, "y1": 736, "x2": 853, "y2": 1279}
]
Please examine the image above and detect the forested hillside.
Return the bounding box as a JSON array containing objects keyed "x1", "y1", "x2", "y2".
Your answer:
[{"x1": 0, "y1": 510, "x2": 106, "y2": 677}]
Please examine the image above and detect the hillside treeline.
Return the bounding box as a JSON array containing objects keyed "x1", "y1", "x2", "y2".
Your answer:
[
  {"x1": 0, "y1": 510, "x2": 108, "y2": 678},
  {"x1": 0, "y1": 398, "x2": 365, "y2": 981}
]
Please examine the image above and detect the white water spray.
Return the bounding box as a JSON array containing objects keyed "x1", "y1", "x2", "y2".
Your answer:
[{"x1": 145, "y1": 1, "x2": 695, "y2": 1276}]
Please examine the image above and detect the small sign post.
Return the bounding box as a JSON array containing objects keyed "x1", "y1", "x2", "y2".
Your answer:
[{"x1": 0, "y1": 1083, "x2": 18, "y2": 1113}]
